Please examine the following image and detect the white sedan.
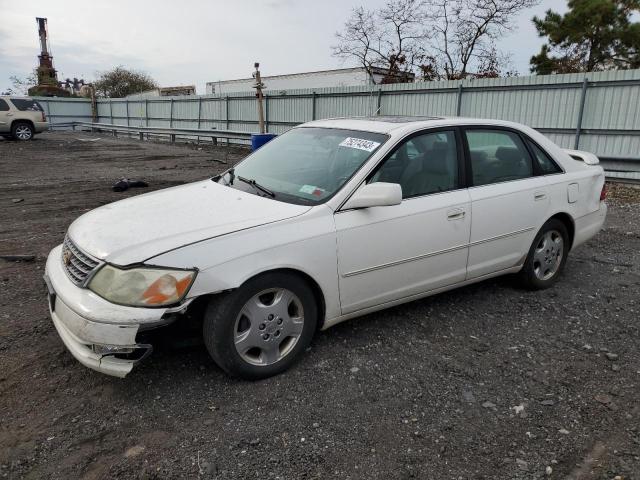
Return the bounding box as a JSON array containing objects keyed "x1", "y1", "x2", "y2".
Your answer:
[{"x1": 44, "y1": 116, "x2": 607, "y2": 379}]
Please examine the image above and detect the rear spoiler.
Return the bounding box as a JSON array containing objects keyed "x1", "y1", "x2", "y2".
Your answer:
[{"x1": 564, "y1": 149, "x2": 600, "y2": 165}]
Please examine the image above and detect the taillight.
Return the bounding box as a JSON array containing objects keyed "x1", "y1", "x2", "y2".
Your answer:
[
  {"x1": 41, "y1": 111, "x2": 46, "y2": 122},
  {"x1": 600, "y1": 183, "x2": 607, "y2": 201}
]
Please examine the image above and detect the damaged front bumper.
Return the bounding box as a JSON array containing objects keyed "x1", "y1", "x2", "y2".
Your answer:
[{"x1": 44, "y1": 245, "x2": 186, "y2": 378}]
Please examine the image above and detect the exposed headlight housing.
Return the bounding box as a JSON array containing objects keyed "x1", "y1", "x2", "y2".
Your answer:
[{"x1": 88, "y1": 265, "x2": 196, "y2": 307}]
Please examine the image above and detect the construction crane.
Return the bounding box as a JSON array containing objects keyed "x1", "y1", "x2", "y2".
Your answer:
[{"x1": 28, "y1": 17, "x2": 70, "y2": 97}]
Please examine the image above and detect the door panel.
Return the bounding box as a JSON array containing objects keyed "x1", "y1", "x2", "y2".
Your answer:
[
  {"x1": 464, "y1": 128, "x2": 550, "y2": 279},
  {"x1": 335, "y1": 189, "x2": 471, "y2": 314},
  {"x1": 467, "y1": 178, "x2": 549, "y2": 278},
  {"x1": 0, "y1": 99, "x2": 11, "y2": 133}
]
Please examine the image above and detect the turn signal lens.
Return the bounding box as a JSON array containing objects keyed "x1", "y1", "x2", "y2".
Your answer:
[{"x1": 142, "y1": 274, "x2": 193, "y2": 305}]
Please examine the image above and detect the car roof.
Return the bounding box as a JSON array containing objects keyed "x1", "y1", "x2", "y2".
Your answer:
[{"x1": 301, "y1": 116, "x2": 524, "y2": 134}]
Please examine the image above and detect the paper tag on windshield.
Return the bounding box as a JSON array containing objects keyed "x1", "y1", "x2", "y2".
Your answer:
[{"x1": 339, "y1": 137, "x2": 381, "y2": 152}]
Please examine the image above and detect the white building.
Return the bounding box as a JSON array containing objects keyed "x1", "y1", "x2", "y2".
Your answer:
[{"x1": 206, "y1": 67, "x2": 414, "y2": 95}]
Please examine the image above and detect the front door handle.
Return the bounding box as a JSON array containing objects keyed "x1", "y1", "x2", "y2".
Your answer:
[
  {"x1": 534, "y1": 191, "x2": 547, "y2": 201},
  {"x1": 447, "y1": 208, "x2": 466, "y2": 220}
]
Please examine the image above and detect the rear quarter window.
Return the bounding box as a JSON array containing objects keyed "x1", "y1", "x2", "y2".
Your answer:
[
  {"x1": 527, "y1": 140, "x2": 563, "y2": 174},
  {"x1": 10, "y1": 99, "x2": 44, "y2": 112},
  {"x1": 0, "y1": 99, "x2": 9, "y2": 111}
]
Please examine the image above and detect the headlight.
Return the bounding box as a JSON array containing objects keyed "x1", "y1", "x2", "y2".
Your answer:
[{"x1": 88, "y1": 265, "x2": 196, "y2": 307}]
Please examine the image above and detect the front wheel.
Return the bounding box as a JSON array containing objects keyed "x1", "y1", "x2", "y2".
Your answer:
[
  {"x1": 12, "y1": 122, "x2": 34, "y2": 141},
  {"x1": 519, "y1": 219, "x2": 569, "y2": 289},
  {"x1": 203, "y1": 272, "x2": 318, "y2": 379}
]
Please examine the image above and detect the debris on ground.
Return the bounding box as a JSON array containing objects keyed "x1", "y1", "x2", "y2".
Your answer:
[{"x1": 112, "y1": 177, "x2": 149, "y2": 192}]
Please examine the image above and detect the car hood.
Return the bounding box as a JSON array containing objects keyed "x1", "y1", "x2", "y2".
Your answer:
[{"x1": 68, "y1": 180, "x2": 311, "y2": 265}]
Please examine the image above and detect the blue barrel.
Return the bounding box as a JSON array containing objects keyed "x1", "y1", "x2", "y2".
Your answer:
[{"x1": 251, "y1": 133, "x2": 277, "y2": 150}]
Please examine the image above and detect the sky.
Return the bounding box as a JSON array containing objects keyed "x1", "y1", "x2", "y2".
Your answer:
[{"x1": 0, "y1": 0, "x2": 567, "y2": 93}]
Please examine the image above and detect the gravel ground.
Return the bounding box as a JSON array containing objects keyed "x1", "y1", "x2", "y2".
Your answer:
[{"x1": 0, "y1": 131, "x2": 639, "y2": 480}]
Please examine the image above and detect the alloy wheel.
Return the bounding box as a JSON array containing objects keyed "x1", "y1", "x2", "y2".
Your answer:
[
  {"x1": 533, "y1": 229, "x2": 564, "y2": 281},
  {"x1": 15, "y1": 125, "x2": 33, "y2": 140},
  {"x1": 233, "y1": 288, "x2": 304, "y2": 366}
]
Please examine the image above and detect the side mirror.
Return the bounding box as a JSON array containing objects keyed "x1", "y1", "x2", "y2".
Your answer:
[{"x1": 342, "y1": 182, "x2": 402, "y2": 210}]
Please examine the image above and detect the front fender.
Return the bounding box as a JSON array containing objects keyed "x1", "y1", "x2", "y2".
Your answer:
[{"x1": 148, "y1": 206, "x2": 342, "y2": 321}]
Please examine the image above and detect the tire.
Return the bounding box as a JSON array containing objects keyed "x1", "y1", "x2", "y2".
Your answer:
[
  {"x1": 519, "y1": 218, "x2": 569, "y2": 290},
  {"x1": 203, "y1": 272, "x2": 318, "y2": 380},
  {"x1": 11, "y1": 122, "x2": 34, "y2": 141}
]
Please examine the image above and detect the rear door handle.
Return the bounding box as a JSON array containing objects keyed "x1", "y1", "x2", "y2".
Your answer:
[
  {"x1": 447, "y1": 208, "x2": 466, "y2": 220},
  {"x1": 534, "y1": 191, "x2": 547, "y2": 201}
]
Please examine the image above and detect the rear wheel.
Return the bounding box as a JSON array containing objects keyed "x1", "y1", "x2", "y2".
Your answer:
[
  {"x1": 519, "y1": 219, "x2": 569, "y2": 289},
  {"x1": 203, "y1": 272, "x2": 317, "y2": 379},
  {"x1": 12, "y1": 122, "x2": 34, "y2": 141}
]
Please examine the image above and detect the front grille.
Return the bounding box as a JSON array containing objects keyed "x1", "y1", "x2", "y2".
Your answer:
[{"x1": 61, "y1": 235, "x2": 100, "y2": 286}]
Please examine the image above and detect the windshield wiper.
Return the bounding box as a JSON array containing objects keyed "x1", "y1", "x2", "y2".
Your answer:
[
  {"x1": 212, "y1": 168, "x2": 234, "y2": 185},
  {"x1": 237, "y1": 176, "x2": 275, "y2": 197}
]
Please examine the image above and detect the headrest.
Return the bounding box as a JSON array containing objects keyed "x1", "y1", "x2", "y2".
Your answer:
[
  {"x1": 422, "y1": 143, "x2": 453, "y2": 175},
  {"x1": 470, "y1": 150, "x2": 488, "y2": 162},
  {"x1": 495, "y1": 147, "x2": 523, "y2": 163}
]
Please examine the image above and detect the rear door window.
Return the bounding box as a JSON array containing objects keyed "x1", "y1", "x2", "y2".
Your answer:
[
  {"x1": 10, "y1": 99, "x2": 44, "y2": 112},
  {"x1": 0, "y1": 99, "x2": 9, "y2": 111},
  {"x1": 466, "y1": 129, "x2": 533, "y2": 186}
]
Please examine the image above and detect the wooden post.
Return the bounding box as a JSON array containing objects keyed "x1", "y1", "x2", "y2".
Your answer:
[
  {"x1": 253, "y1": 63, "x2": 266, "y2": 134},
  {"x1": 89, "y1": 86, "x2": 98, "y2": 122}
]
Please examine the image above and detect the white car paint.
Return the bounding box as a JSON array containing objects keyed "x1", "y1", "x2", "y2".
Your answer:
[
  {"x1": 68, "y1": 180, "x2": 311, "y2": 265},
  {"x1": 44, "y1": 116, "x2": 607, "y2": 377}
]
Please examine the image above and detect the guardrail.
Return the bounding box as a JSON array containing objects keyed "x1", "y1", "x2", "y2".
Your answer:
[
  {"x1": 52, "y1": 121, "x2": 253, "y2": 144},
  {"x1": 48, "y1": 121, "x2": 639, "y2": 183},
  {"x1": 599, "y1": 157, "x2": 640, "y2": 184}
]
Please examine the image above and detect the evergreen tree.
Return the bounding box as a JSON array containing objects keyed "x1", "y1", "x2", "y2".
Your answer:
[{"x1": 530, "y1": 0, "x2": 640, "y2": 74}]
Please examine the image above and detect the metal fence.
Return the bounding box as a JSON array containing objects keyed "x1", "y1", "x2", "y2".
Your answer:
[{"x1": 36, "y1": 69, "x2": 640, "y2": 177}]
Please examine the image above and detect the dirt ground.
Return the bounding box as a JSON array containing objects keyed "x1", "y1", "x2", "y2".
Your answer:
[{"x1": 1, "y1": 131, "x2": 639, "y2": 480}]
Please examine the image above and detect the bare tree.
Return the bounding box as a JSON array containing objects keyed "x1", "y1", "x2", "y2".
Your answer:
[
  {"x1": 377, "y1": 0, "x2": 430, "y2": 82},
  {"x1": 332, "y1": 0, "x2": 538, "y2": 81},
  {"x1": 332, "y1": 7, "x2": 383, "y2": 83},
  {"x1": 332, "y1": 0, "x2": 429, "y2": 84},
  {"x1": 428, "y1": 0, "x2": 538, "y2": 79}
]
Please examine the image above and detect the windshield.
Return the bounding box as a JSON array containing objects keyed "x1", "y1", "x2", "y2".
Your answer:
[{"x1": 216, "y1": 127, "x2": 388, "y2": 205}]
